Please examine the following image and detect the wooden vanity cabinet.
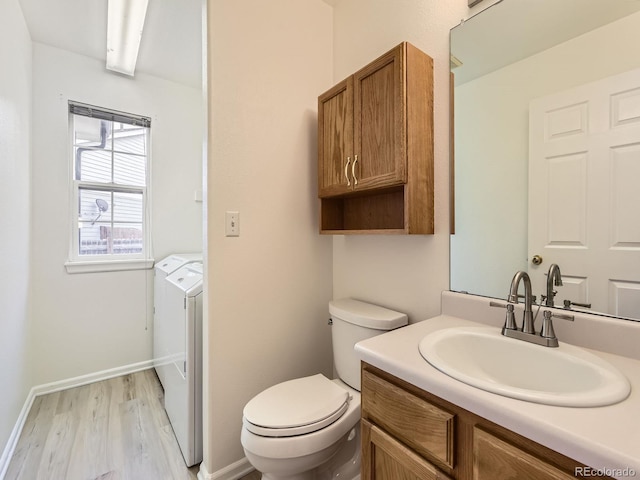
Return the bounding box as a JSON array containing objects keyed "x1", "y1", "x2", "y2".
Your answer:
[
  {"x1": 362, "y1": 419, "x2": 454, "y2": 480},
  {"x1": 317, "y1": 42, "x2": 433, "y2": 234},
  {"x1": 361, "y1": 363, "x2": 613, "y2": 480}
]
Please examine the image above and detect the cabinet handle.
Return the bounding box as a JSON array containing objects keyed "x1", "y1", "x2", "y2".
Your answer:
[
  {"x1": 344, "y1": 157, "x2": 351, "y2": 186},
  {"x1": 352, "y1": 154, "x2": 358, "y2": 186}
]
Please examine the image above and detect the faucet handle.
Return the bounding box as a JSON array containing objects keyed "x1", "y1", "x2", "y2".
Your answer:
[
  {"x1": 490, "y1": 301, "x2": 517, "y2": 332},
  {"x1": 540, "y1": 310, "x2": 574, "y2": 340},
  {"x1": 563, "y1": 299, "x2": 592, "y2": 310},
  {"x1": 551, "y1": 311, "x2": 575, "y2": 322}
]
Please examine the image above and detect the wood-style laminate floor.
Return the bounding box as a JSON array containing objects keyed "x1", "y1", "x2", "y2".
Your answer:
[{"x1": 5, "y1": 369, "x2": 260, "y2": 480}]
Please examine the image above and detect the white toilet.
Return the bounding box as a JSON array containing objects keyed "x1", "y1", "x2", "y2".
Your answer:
[{"x1": 241, "y1": 298, "x2": 408, "y2": 480}]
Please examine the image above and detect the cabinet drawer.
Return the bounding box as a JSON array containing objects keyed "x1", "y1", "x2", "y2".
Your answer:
[{"x1": 361, "y1": 369, "x2": 455, "y2": 469}]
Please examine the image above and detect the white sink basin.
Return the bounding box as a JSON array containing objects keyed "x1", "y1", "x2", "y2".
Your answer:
[{"x1": 419, "y1": 327, "x2": 631, "y2": 407}]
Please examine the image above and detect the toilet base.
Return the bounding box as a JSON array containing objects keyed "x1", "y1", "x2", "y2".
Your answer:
[{"x1": 250, "y1": 423, "x2": 361, "y2": 480}]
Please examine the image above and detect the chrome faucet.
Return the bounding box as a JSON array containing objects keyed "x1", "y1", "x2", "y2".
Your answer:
[
  {"x1": 544, "y1": 264, "x2": 563, "y2": 307},
  {"x1": 490, "y1": 270, "x2": 574, "y2": 347},
  {"x1": 508, "y1": 271, "x2": 535, "y2": 334}
]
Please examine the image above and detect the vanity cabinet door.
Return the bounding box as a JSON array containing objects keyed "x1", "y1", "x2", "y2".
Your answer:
[
  {"x1": 473, "y1": 427, "x2": 576, "y2": 480},
  {"x1": 362, "y1": 419, "x2": 454, "y2": 480},
  {"x1": 361, "y1": 369, "x2": 455, "y2": 470}
]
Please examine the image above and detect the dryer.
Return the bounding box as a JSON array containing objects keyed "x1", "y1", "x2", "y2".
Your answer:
[
  {"x1": 164, "y1": 262, "x2": 203, "y2": 467},
  {"x1": 153, "y1": 253, "x2": 201, "y2": 388}
]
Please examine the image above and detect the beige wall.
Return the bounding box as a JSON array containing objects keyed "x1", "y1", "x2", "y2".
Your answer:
[
  {"x1": 331, "y1": 0, "x2": 469, "y2": 323},
  {"x1": 0, "y1": 0, "x2": 502, "y2": 474},
  {"x1": 203, "y1": 0, "x2": 497, "y2": 475},
  {"x1": 204, "y1": 0, "x2": 334, "y2": 474}
]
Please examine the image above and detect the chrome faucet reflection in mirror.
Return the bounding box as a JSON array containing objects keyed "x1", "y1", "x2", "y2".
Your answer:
[
  {"x1": 540, "y1": 263, "x2": 593, "y2": 311},
  {"x1": 543, "y1": 263, "x2": 562, "y2": 307}
]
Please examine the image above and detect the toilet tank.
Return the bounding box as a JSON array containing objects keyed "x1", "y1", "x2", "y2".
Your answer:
[{"x1": 330, "y1": 298, "x2": 408, "y2": 391}]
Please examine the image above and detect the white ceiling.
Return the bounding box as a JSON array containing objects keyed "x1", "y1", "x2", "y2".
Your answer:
[
  {"x1": 18, "y1": 0, "x2": 203, "y2": 89},
  {"x1": 452, "y1": 0, "x2": 640, "y2": 85}
]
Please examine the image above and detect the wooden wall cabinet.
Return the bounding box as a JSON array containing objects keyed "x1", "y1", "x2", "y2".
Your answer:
[
  {"x1": 361, "y1": 364, "x2": 613, "y2": 480},
  {"x1": 317, "y1": 42, "x2": 434, "y2": 234}
]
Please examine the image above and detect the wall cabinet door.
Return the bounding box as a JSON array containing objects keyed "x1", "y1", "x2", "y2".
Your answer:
[
  {"x1": 362, "y1": 419, "x2": 454, "y2": 480},
  {"x1": 353, "y1": 43, "x2": 406, "y2": 192},
  {"x1": 318, "y1": 77, "x2": 353, "y2": 197}
]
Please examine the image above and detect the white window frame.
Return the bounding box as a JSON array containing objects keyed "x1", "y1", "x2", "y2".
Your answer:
[{"x1": 65, "y1": 102, "x2": 153, "y2": 274}]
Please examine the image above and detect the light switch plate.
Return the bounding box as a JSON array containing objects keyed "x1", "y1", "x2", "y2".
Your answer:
[{"x1": 225, "y1": 211, "x2": 239, "y2": 237}]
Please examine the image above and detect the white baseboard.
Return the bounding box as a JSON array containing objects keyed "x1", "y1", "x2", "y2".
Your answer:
[
  {"x1": 0, "y1": 386, "x2": 36, "y2": 480},
  {"x1": 197, "y1": 457, "x2": 255, "y2": 480},
  {"x1": 32, "y1": 359, "x2": 156, "y2": 396},
  {"x1": 0, "y1": 359, "x2": 156, "y2": 480}
]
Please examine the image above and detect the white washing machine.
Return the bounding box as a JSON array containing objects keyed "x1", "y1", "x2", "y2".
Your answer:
[
  {"x1": 164, "y1": 262, "x2": 203, "y2": 467},
  {"x1": 153, "y1": 253, "x2": 201, "y2": 388}
]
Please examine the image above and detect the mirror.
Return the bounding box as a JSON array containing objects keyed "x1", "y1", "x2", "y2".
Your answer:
[{"x1": 450, "y1": 0, "x2": 640, "y2": 321}]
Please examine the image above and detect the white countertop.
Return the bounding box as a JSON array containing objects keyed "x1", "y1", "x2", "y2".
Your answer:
[{"x1": 355, "y1": 311, "x2": 640, "y2": 479}]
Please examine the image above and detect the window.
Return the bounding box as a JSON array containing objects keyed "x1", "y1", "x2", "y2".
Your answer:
[{"x1": 66, "y1": 102, "x2": 152, "y2": 273}]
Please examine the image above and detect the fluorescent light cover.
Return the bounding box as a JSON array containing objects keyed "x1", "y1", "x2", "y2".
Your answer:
[{"x1": 106, "y1": 0, "x2": 149, "y2": 76}]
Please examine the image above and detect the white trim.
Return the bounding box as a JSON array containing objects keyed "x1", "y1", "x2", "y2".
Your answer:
[
  {"x1": 197, "y1": 457, "x2": 255, "y2": 480},
  {"x1": 0, "y1": 359, "x2": 156, "y2": 479},
  {"x1": 0, "y1": 388, "x2": 36, "y2": 480},
  {"x1": 65, "y1": 257, "x2": 154, "y2": 274},
  {"x1": 32, "y1": 359, "x2": 156, "y2": 396}
]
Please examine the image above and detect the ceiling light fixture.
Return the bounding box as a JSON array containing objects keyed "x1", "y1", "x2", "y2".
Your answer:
[{"x1": 106, "y1": 0, "x2": 149, "y2": 76}]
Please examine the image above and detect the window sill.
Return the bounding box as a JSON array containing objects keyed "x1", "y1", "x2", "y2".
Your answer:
[{"x1": 65, "y1": 258, "x2": 155, "y2": 274}]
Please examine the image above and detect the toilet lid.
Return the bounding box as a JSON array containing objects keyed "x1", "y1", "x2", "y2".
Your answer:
[{"x1": 243, "y1": 374, "x2": 350, "y2": 437}]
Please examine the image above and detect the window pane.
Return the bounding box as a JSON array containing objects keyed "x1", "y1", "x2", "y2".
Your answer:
[
  {"x1": 112, "y1": 223, "x2": 143, "y2": 254},
  {"x1": 74, "y1": 117, "x2": 111, "y2": 146},
  {"x1": 113, "y1": 192, "x2": 143, "y2": 223},
  {"x1": 78, "y1": 222, "x2": 110, "y2": 256},
  {"x1": 78, "y1": 223, "x2": 143, "y2": 255},
  {"x1": 112, "y1": 123, "x2": 147, "y2": 155},
  {"x1": 75, "y1": 147, "x2": 112, "y2": 183},
  {"x1": 114, "y1": 152, "x2": 146, "y2": 186},
  {"x1": 78, "y1": 189, "x2": 111, "y2": 223}
]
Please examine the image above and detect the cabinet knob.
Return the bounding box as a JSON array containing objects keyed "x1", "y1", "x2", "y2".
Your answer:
[
  {"x1": 352, "y1": 154, "x2": 359, "y2": 186},
  {"x1": 345, "y1": 156, "x2": 351, "y2": 186}
]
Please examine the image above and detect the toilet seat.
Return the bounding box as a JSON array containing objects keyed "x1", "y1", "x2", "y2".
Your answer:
[{"x1": 243, "y1": 374, "x2": 351, "y2": 437}]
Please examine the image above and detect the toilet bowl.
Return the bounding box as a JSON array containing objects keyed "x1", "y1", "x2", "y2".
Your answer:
[
  {"x1": 240, "y1": 299, "x2": 408, "y2": 480},
  {"x1": 241, "y1": 377, "x2": 361, "y2": 480}
]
